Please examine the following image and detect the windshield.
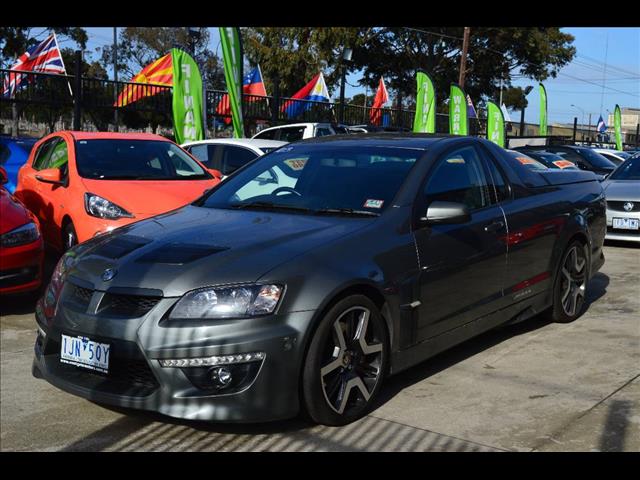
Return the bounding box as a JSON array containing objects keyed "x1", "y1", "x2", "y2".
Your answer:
[
  {"x1": 524, "y1": 151, "x2": 578, "y2": 169},
  {"x1": 195, "y1": 145, "x2": 421, "y2": 215},
  {"x1": 75, "y1": 139, "x2": 210, "y2": 180},
  {"x1": 610, "y1": 156, "x2": 640, "y2": 180},
  {"x1": 574, "y1": 148, "x2": 617, "y2": 169},
  {"x1": 506, "y1": 151, "x2": 548, "y2": 171}
]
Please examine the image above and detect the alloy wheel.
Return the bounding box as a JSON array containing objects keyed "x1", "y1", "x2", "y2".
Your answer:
[
  {"x1": 560, "y1": 245, "x2": 587, "y2": 317},
  {"x1": 319, "y1": 306, "x2": 383, "y2": 416}
]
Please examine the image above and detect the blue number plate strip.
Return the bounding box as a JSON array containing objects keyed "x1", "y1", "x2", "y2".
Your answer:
[{"x1": 60, "y1": 334, "x2": 110, "y2": 373}]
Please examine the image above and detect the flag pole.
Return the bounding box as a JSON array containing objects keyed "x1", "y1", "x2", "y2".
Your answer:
[
  {"x1": 257, "y1": 63, "x2": 269, "y2": 109},
  {"x1": 53, "y1": 31, "x2": 74, "y2": 98}
]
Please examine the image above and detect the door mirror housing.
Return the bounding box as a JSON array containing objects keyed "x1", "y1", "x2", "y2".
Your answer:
[
  {"x1": 0, "y1": 167, "x2": 7, "y2": 185},
  {"x1": 35, "y1": 168, "x2": 64, "y2": 185},
  {"x1": 422, "y1": 201, "x2": 471, "y2": 225},
  {"x1": 208, "y1": 168, "x2": 223, "y2": 180}
]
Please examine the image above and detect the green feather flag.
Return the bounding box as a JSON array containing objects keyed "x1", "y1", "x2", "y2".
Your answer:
[{"x1": 219, "y1": 27, "x2": 244, "y2": 138}]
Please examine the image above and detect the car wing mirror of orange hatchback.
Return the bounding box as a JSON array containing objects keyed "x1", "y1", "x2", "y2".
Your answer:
[
  {"x1": 208, "y1": 168, "x2": 223, "y2": 181},
  {"x1": 35, "y1": 168, "x2": 64, "y2": 185}
]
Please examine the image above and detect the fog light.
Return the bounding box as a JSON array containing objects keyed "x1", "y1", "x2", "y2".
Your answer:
[
  {"x1": 158, "y1": 351, "x2": 265, "y2": 368},
  {"x1": 211, "y1": 366, "x2": 232, "y2": 387}
]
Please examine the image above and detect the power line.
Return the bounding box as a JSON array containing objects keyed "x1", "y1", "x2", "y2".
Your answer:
[{"x1": 576, "y1": 53, "x2": 640, "y2": 78}]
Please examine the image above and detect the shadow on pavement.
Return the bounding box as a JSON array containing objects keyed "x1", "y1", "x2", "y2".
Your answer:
[
  {"x1": 604, "y1": 239, "x2": 639, "y2": 249},
  {"x1": 375, "y1": 272, "x2": 609, "y2": 410},
  {"x1": 598, "y1": 399, "x2": 633, "y2": 452},
  {"x1": 59, "y1": 403, "x2": 494, "y2": 452},
  {"x1": 583, "y1": 272, "x2": 609, "y2": 311}
]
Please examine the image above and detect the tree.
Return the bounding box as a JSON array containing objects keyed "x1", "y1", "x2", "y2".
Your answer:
[
  {"x1": 502, "y1": 86, "x2": 529, "y2": 111},
  {"x1": 241, "y1": 28, "x2": 367, "y2": 97},
  {"x1": 349, "y1": 93, "x2": 368, "y2": 106},
  {"x1": 351, "y1": 27, "x2": 575, "y2": 109}
]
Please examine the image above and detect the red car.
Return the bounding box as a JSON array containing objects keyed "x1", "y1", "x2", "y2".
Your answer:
[{"x1": 0, "y1": 166, "x2": 45, "y2": 295}]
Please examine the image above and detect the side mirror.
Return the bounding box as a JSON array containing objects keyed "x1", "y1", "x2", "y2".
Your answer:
[
  {"x1": 208, "y1": 168, "x2": 223, "y2": 180},
  {"x1": 422, "y1": 201, "x2": 471, "y2": 225},
  {"x1": 35, "y1": 168, "x2": 63, "y2": 185},
  {"x1": 0, "y1": 167, "x2": 7, "y2": 185}
]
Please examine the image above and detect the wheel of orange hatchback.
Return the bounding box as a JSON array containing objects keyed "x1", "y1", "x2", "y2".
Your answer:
[{"x1": 63, "y1": 222, "x2": 78, "y2": 251}]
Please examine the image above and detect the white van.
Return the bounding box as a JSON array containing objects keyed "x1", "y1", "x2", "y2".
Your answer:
[{"x1": 252, "y1": 123, "x2": 344, "y2": 142}]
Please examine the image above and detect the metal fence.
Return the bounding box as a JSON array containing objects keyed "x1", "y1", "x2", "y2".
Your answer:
[{"x1": 2, "y1": 66, "x2": 638, "y2": 146}]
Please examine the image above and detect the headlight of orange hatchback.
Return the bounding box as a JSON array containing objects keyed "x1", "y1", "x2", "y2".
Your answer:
[{"x1": 84, "y1": 193, "x2": 134, "y2": 220}]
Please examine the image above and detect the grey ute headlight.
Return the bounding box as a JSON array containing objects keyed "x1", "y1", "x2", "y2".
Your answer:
[
  {"x1": 84, "y1": 193, "x2": 134, "y2": 220},
  {"x1": 169, "y1": 284, "x2": 283, "y2": 320}
]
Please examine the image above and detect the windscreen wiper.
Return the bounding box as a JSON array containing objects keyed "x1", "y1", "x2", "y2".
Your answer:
[
  {"x1": 314, "y1": 207, "x2": 380, "y2": 217},
  {"x1": 229, "y1": 201, "x2": 313, "y2": 213}
]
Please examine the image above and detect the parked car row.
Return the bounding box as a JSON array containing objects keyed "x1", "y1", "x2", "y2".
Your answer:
[
  {"x1": 511, "y1": 144, "x2": 639, "y2": 243},
  {"x1": 0, "y1": 127, "x2": 634, "y2": 427}
]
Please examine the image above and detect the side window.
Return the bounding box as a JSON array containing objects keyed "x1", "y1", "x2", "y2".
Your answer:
[
  {"x1": 32, "y1": 138, "x2": 58, "y2": 170},
  {"x1": 279, "y1": 127, "x2": 305, "y2": 142},
  {"x1": 188, "y1": 145, "x2": 209, "y2": 164},
  {"x1": 479, "y1": 148, "x2": 510, "y2": 203},
  {"x1": 315, "y1": 127, "x2": 332, "y2": 137},
  {"x1": 424, "y1": 146, "x2": 492, "y2": 211},
  {"x1": 254, "y1": 129, "x2": 276, "y2": 140},
  {"x1": 46, "y1": 139, "x2": 69, "y2": 170},
  {"x1": 221, "y1": 146, "x2": 258, "y2": 175}
]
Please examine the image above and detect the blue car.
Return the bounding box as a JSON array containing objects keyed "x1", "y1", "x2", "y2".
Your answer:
[{"x1": 0, "y1": 136, "x2": 38, "y2": 193}]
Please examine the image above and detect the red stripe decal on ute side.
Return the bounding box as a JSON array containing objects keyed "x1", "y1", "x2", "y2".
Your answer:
[
  {"x1": 500, "y1": 217, "x2": 566, "y2": 247},
  {"x1": 510, "y1": 271, "x2": 551, "y2": 293}
]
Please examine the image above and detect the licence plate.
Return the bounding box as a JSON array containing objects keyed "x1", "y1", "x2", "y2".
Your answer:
[
  {"x1": 60, "y1": 334, "x2": 110, "y2": 373},
  {"x1": 613, "y1": 218, "x2": 639, "y2": 230}
]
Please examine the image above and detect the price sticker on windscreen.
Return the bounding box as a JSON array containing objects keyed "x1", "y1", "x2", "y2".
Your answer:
[
  {"x1": 284, "y1": 158, "x2": 308, "y2": 171},
  {"x1": 364, "y1": 199, "x2": 384, "y2": 209}
]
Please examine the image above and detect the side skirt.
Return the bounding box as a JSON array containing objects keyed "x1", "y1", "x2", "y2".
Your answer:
[{"x1": 389, "y1": 290, "x2": 551, "y2": 376}]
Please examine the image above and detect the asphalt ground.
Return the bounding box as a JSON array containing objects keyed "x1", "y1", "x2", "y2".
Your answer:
[{"x1": 1, "y1": 242, "x2": 638, "y2": 452}]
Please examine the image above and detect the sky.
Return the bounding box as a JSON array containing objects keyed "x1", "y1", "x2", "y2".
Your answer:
[{"x1": 77, "y1": 27, "x2": 640, "y2": 127}]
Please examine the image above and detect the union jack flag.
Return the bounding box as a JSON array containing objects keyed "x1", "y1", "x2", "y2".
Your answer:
[{"x1": 2, "y1": 33, "x2": 67, "y2": 98}]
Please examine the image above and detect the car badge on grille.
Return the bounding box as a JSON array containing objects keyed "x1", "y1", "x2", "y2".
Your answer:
[
  {"x1": 101, "y1": 268, "x2": 117, "y2": 282},
  {"x1": 623, "y1": 202, "x2": 634, "y2": 212}
]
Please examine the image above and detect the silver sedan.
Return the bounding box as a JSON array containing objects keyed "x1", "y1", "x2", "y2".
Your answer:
[{"x1": 602, "y1": 153, "x2": 640, "y2": 242}]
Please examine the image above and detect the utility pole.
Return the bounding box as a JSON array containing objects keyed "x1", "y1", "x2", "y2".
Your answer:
[
  {"x1": 458, "y1": 27, "x2": 470, "y2": 88},
  {"x1": 113, "y1": 27, "x2": 118, "y2": 131}
]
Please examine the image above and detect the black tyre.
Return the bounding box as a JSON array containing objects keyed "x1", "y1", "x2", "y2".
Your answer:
[
  {"x1": 548, "y1": 240, "x2": 590, "y2": 323},
  {"x1": 301, "y1": 295, "x2": 389, "y2": 426},
  {"x1": 62, "y1": 222, "x2": 78, "y2": 251}
]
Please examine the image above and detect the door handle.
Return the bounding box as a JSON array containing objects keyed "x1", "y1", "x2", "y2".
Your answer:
[{"x1": 484, "y1": 220, "x2": 505, "y2": 233}]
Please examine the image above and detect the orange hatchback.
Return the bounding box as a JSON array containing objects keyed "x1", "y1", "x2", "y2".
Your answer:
[{"x1": 15, "y1": 131, "x2": 220, "y2": 251}]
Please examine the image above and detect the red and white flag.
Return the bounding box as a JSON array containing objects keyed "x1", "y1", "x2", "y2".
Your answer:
[{"x1": 369, "y1": 77, "x2": 389, "y2": 126}]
